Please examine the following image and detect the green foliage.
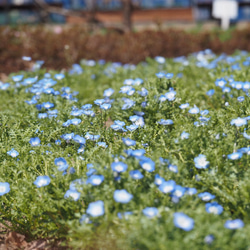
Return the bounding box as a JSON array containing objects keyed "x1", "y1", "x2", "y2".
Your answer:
[{"x1": 1, "y1": 50, "x2": 250, "y2": 249}]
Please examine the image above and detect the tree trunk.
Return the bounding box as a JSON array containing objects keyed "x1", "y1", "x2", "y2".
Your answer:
[{"x1": 122, "y1": 0, "x2": 132, "y2": 32}]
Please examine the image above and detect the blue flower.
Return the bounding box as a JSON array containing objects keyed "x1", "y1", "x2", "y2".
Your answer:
[
  {"x1": 100, "y1": 103, "x2": 111, "y2": 110},
  {"x1": 42, "y1": 102, "x2": 54, "y2": 109},
  {"x1": 194, "y1": 154, "x2": 209, "y2": 169},
  {"x1": 54, "y1": 157, "x2": 69, "y2": 171},
  {"x1": 204, "y1": 234, "x2": 215, "y2": 245},
  {"x1": 174, "y1": 212, "x2": 194, "y2": 231},
  {"x1": 82, "y1": 104, "x2": 92, "y2": 110},
  {"x1": 122, "y1": 138, "x2": 136, "y2": 146},
  {"x1": 154, "y1": 174, "x2": 165, "y2": 186},
  {"x1": 103, "y1": 88, "x2": 114, "y2": 97},
  {"x1": 206, "y1": 89, "x2": 215, "y2": 96},
  {"x1": 158, "y1": 119, "x2": 173, "y2": 125},
  {"x1": 205, "y1": 202, "x2": 223, "y2": 215},
  {"x1": 198, "y1": 192, "x2": 215, "y2": 202},
  {"x1": 7, "y1": 148, "x2": 19, "y2": 158},
  {"x1": 86, "y1": 200, "x2": 105, "y2": 217},
  {"x1": 126, "y1": 124, "x2": 139, "y2": 132},
  {"x1": 73, "y1": 135, "x2": 86, "y2": 145},
  {"x1": 156, "y1": 72, "x2": 165, "y2": 78},
  {"x1": 155, "y1": 56, "x2": 165, "y2": 64},
  {"x1": 54, "y1": 73, "x2": 65, "y2": 80},
  {"x1": 186, "y1": 187, "x2": 197, "y2": 195},
  {"x1": 159, "y1": 180, "x2": 176, "y2": 193},
  {"x1": 29, "y1": 137, "x2": 41, "y2": 146},
  {"x1": 111, "y1": 161, "x2": 128, "y2": 173},
  {"x1": 97, "y1": 142, "x2": 108, "y2": 148},
  {"x1": 33, "y1": 176, "x2": 51, "y2": 188},
  {"x1": 224, "y1": 219, "x2": 244, "y2": 229},
  {"x1": 172, "y1": 185, "x2": 186, "y2": 198},
  {"x1": 142, "y1": 207, "x2": 159, "y2": 218},
  {"x1": 227, "y1": 152, "x2": 243, "y2": 160},
  {"x1": 117, "y1": 211, "x2": 133, "y2": 219},
  {"x1": 0, "y1": 182, "x2": 10, "y2": 196},
  {"x1": 168, "y1": 164, "x2": 178, "y2": 173},
  {"x1": 94, "y1": 99, "x2": 105, "y2": 106},
  {"x1": 38, "y1": 113, "x2": 48, "y2": 119},
  {"x1": 165, "y1": 73, "x2": 174, "y2": 79},
  {"x1": 230, "y1": 117, "x2": 247, "y2": 127},
  {"x1": 70, "y1": 118, "x2": 81, "y2": 125},
  {"x1": 129, "y1": 170, "x2": 144, "y2": 180},
  {"x1": 12, "y1": 75, "x2": 23, "y2": 82},
  {"x1": 70, "y1": 179, "x2": 84, "y2": 191},
  {"x1": 180, "y1": 131, "x2": 189, "y2": 140},
  {"x1": 189, "y1": 105, "x2": 199, "y2": 114},
  {"x1": 114, "y1": 189, "x2": 133, "y2": 203},
  {"x1": 139, "y1": 158, "x2": 155, "y2": 172},
  {"x1": 179, "y1": 103, "x2": 189, "y2": 109},
  {"x1": 64, "y1": 190, "x2": 81, "y2": 201},
  {"x1": 125, "y1": 149, "x2": 145, "y2": 158},
  {"x1": 87, "y1": 175, "x2": 104, "y2": 186}
]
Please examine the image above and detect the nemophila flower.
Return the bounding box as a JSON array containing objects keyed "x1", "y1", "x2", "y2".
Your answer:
[
  {"x1": 7, "y1": 148, "x2": 19, "y2": 158},
  {"x1": 230, "y1": 117, "x2": 247, "y2": 127},
  {"x1": 155, "y1": 72, "x2": 165, "y2": 78},
  {"x1": 186, "y1": 187, "x2": 197, "y2": 195},
  {"x1": 71, "y1": 109, "x2": 83, "y2": 116},
  {"x1": 0, "y1": 182, "x2": 10, "y2": 196},
  {"x1": 159, "y1": 180, "x2": 176, "y2": 193},
  {"x1": 172, "y1": 185, "x2": 186, "y2": 198},
  {"x1": 227, "y1": 152, "x2": 243, "y2": 160},
  {"x1": 87, "y1": 175, "x2": 104, "y2": 186},
  {"x1": 123, "y1": 78, "x2": 134, "y2": 85},
  {"x1": 215, "y1": 78, "x2": 227, "y2": 88},
  {"x1": 94, "y1": 99, "x2": 105, "y2": 106},
  {"x1": 155, "y1": 56, "x2": 165, "y2": 64},
  {"x1": 198, "y1": 192, "x2": 215, "y2": 202},
  {"x1": 179, "y1": 103, "x2": 189, "y2": 109},
  {"x1": 82, "y1": 104, "x2": 92, "y2": 110},
  {"x1": 168, "y1": 164, "x2": 178, "y2": 173},
  {"x1": 54, "y1": 157, "x2": 69, "y2": 172},
  {"x1": 125, "y1": 149, "x2": 145, "y2": 158},
  {"x1": 134, "y1": 78, "x2": 143, "y2": 85},
  {"x1": 205, "y1": 202, "x2": 223, "y2": 215},
  {"x1": 54, "y1": 73, "x2": 65, "y2": 80},
  {"x1": 33, "y1": 176, "x2": 50, "y2": 188},
  {"x1": 85, "y1": 132, "x2": 100, "y2": 141},
  {"x1": 42, "y1": 102, "x2": 54, "y2": 109},
  {"x1": 82, "y1": 110, "x2": 95, "y2": 117},
  {"x1": 130, "y1": 170, "x2": 144, "y2": 180},
  {"x1": 165, "y1": 90, "x2": 176, "y2": 101},
  {"x1": 222, "y1": 86, "x2": 231, "y2": 93},
  {"x1": 111, "y1": 161, "x2": 128, "y2": 173},
  {"x1": 154, "y1": 174, "x2": 165, "y2": 186},
  {"x1": 137, "y1": 87, "x2": 148, "y2": 97},
  {"x1": 97, "y1": 142, "x2": 108, "y2": 148},
  {"x1": 140, "y1": 158, "x2": 155, "y2": 172},
  {"x1": 143, "y1": 207, "x2": 159, "y2": 218},
  {"x1": 126, "y1": 124, "x2": 139, "y2": 132},
  {"x1": 224, "y1": 219, "x2": 244, "y2": 229},
  {"x1": 165, "y1": 73, "x2": 174, "y2": 79},
  {"x1": 158, "y1": 119, "x2": 173, "y2": 125},
  {"x1": 12, "y1": 75, "x2": 23, "y2": 82},
  {"x1": 61, "y1": 132, "x2": 74, "y2": 141},
  {"x1": 103, "y1": 88, "x2": 114, "y2": 97},
  {"x1": 174, "y1": 212, "x2": 194, "y2": 231},
  {"x1": 70, "y1": 179, "x2": 85, "y2": 191},
  {"x1": 86, "y1": 200, "x2": 105, "y2": 217},
  {"x1": 200, "y1": 109, "x2": 209, "y2": 116},
  {"x1": 122, "y1": 137, "x2": 136, "y2": 146},
  {"x1": 22, "y1": 56, "x2": 31, "y2": 61},
  {"x1": 204, "y1": 234, "x2": 215, "y2": 245},
  {"x1": 206, "y1": 89, "x2": 215, "y2": 96},
  {"x1": 114, "y1": 189, "x2": 133, "y2": 203},
  {"x1": 189, "y1": 105, "x2": 200, "y2": 114},
  {"x1": 117, "y1": 211, "x2": 133, "y2": 219},
  {"x1": 38, "y1": 113, "x2": 48, "y2": 119},
  {"x1": 73, "y1": 135, "x2": 86, "y2": 145},
  {"x1": 243, "y1": 130, "x2": 250, "y2": 140},
  {"x1": 29, "y1": 137, "x2": 41, "y2": 146},
  {"x1": 194, "y1": 154, "x2": 209, "y2": 169},
  {"x1": 64, "y1": 189, "x2": 81, "y2": 201},
  {"x1": 70, "y1": 118, "x2": 81, "y2": 125},
  {"x1": 79, "y1": 214, "x2": 92, "y2": 224},
  {"x1": 180, "y1": 131, "x2": 189, "y2": 140},
  {"x1": 120, "y1": 86, "x2": 135, "y2": 95},
  {"x1": 100, "y1": 103, "x2": 111, "y2": 110},
  {"x1": 237, "y1": 96, "x2": 245, "y2": 102},
  {"x1": 122, "y1": 98, "x2": 135, "y2": 110}
]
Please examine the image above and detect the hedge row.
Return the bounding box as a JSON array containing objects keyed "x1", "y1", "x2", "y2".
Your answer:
[{"x1": 1, "y1": 25, "x2": 250, "y2": 74}]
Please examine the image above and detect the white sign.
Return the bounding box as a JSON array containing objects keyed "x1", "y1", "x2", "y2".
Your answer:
[{"x1": 212, "y1": 0, "x2": 238, "y2": 30}]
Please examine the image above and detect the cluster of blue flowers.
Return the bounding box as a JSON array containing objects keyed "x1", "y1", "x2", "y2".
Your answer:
[{"x1": 2, "y1": 50, "x2": 250, "y2": 246}]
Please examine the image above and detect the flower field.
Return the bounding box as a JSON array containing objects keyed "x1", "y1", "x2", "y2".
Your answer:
[{"x1": 1, "y1": 50, "x2": 250, "y2": 249}]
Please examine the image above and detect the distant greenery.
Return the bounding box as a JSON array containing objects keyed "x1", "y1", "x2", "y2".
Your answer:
[{"x1": 1, "y1": 50, "x2": 250, "y2": 249}]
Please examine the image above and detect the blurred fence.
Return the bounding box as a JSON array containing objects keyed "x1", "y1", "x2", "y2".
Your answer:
[{"x1": 0, "y1": 0, "x2": 250, "y2": 24}]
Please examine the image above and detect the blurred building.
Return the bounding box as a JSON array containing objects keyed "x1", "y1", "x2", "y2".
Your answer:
[{"x1": 0, "y1": 0, "x2": 249, "y2": 25}]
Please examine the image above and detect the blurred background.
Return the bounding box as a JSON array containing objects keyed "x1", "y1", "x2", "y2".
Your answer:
[{"x1": 0, "y1": 0, "x2": 250, "y2": 77}]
